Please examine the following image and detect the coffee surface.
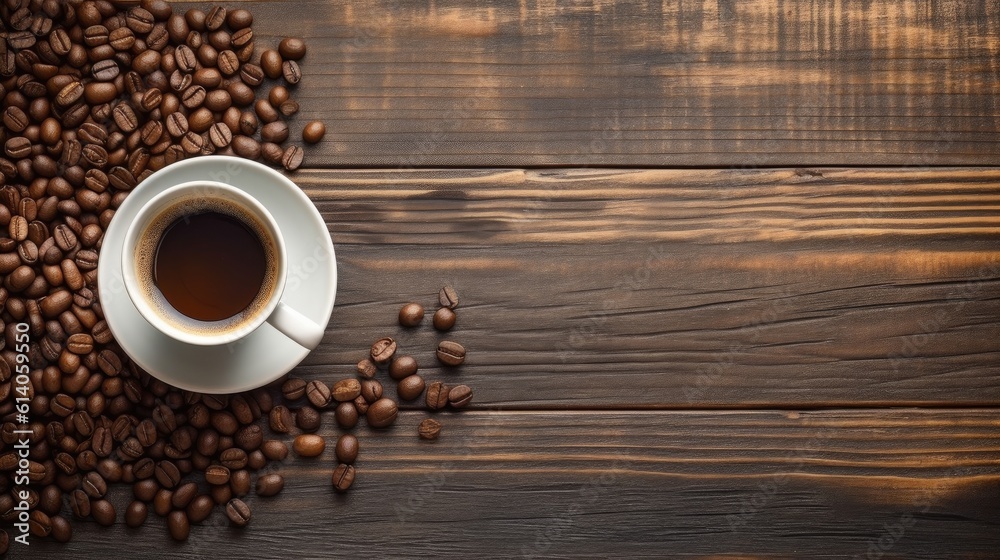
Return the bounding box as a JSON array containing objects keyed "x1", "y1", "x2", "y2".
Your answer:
[{"x1": 154, "y1": 211, "x2": 267, "y2": 321}]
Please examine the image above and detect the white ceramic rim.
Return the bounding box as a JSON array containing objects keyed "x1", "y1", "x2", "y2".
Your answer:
[{"x1": 120, "y1": 180, "x2": 288, "y2": 347}]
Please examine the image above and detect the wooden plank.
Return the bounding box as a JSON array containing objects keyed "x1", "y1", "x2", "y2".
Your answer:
[
  {"x1": 23, "y1": 409, "x2": 1000, "y2": 558},
  {"x1": 276, "y1": 167, "x2": 1000, "y2": 408},
  {"x1": 175, "y1": 0, "x2": 1000, "y2": 166}
]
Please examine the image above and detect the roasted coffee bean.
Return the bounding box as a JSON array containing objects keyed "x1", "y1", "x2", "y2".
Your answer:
[
  {"x1": 172, "y1": 482, "x2": 198, "y2": 509},
  {"x1": 240, "y1": 63, "x2": 264, "y2": 87},
  {"x1": 260, "y1": 49, "x2": 282, "y2": 79},
  {"x1": 155, "y1": 460, "x2": 181, "y2": 488},
  {"x1": 370, "y1": 337, "x2": 397, "y2": 364},
  {"x1": 70, "y1": 489, "x2": 90, "y2": 518},
  {"x1": 268, "y1": 405, "x2": 293, "y2": 433},
  {"x1": 331, "y1": 463, "x2": 355, "y2": 492},
  {"x1": 305, "y1": 380, "x2": 332, "y2": 408},
  {"x1": 389, "y1": 355, "x2": 418, "y2": 380},
  {"x1": 83, "y1": 471, "x2": 108, "y2": 498},
  {"x1": 208, "y1": 122, "x2": 232, "y2": 148},
  {"x1": 335, "y1": 434, "x2": 359, "y2": 464},
  {"x1": 50, "y1": 515, "x2": 72, "y2": 543},
  {"x1": 66, "y1": 333, "x2": 94, "y2": 354},
  {"x1": 357, "y1": 358, "x2": 378, "y2": 379},
  {"x1": 281, "y1": 144, "x2": 304, "y2": 171},
  {"x1": 398, "y1": 302, "x2": 424, "y2": 327},
  {"x1": 235, "y1": 424, "x2": 263, "y2": 451},
  {"x1": 296, "y1": 406, "x2": 321, "y2": 432},
  {"x1": 397, "y1": 375, "x2": 426, "y2": 401},
  {"x1": 125, "y1": 500, "x2": 147, "y2": 528},
  {"x1": 293, "y1": 434, "x2": 325, "y2": 458},
  {"x1": 436, "y1": 340, "x2": 467, "y2": 366},
  {"x1": 303, "y1": 121, "x2": 326, "y2": 143},
  {"x1": 261, "y1": 440, "x2": 289, "y2": 461},
  {"x1": 361, "y1": 379, "x2": 384, "y2": 403},
  {"x1": 279, "y1": 100, "x2": 300, "y2": 116},
  {"x1": 419, "y1": 418, "x2": 442, "y2": 440},
  {"x1": 335, "y1": 401, "x2": 358, "y2": 429},
  {"x1": 332, "y1": 378, "x2": 362, "y2": 402},
  {"x1": 91, "y1": 499, "x2": 116, "y2": 526},
  {"x1": 366, "y1": 398, "x2": 398, "y2": 428},
  {"x1": 282, "y1": 60, "x2": 301, "y2": 84},
  {"x1": 175, "y1": 45, "x2": 197, "y2": 73},
  {"x1": 218, "y1": 50, "x2": 240, "y2": 76},
  {"x1": 255, "y1": 473, "x2": 284, "y2": 497},
  {"x1": 230, "y1": 469, "x2": 252, "y2": 496},
  {"x1": 29, "y1": 510, "x2": 52, "y2": 538},
  {"x1": 165, "y1": 112, "x2": 189, "y2": 137},
  {"x1": 226, "y1": 498, "x2": 251, "y2": 526},
  {"x1": 282, "y1": 377, "x2": 307, "y2": 401},
  {"x1": 232, "y1": 135, "x2": 261, "y2": 159},
  {"x1": 448, "y1": 385, "x2": 474, "y2": 408},
  {"x1": 261, "y1": 142, "x2": 283, "y2": 164},
  {"x1": 205, "y1": 464, "x2": 230, "y2": 485},
  {"x1": 260, "y1": 121, "x2": 289, "y2": 143},
  {"x1": 278, "y1": 37, "x2": 307, "y2": 60},
  {"x1": 167, "y1": 510, "x2": 190, "y2": 541},
  {"x1": 220, "y1": 448, "x2": 248, "y2": 470},
  {"x1": 186, "y1": 495, "x2": 213, "y2": 524},
  {"x1": 254, "y1": 99, "x2": 278, "y2": 123},
  {"x1": 425, "y1": 381, "x2": 449, "y2": 410},
  {"x1": 439, "y1": 286, "x2": 460, "y2": 309},
  {"x1": 433, "y1": 307, "x2": 457, "y2": 331}
]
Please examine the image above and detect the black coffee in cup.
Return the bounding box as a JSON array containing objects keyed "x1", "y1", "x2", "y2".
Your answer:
[
  {"x1": 154, "y1": 211, "x2": 267, "y2": 321},
  {"x1": 134, "y1": 196, "x2": 280, "y2": 334}
]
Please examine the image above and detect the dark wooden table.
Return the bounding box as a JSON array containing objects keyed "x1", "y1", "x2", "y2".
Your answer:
[{"x1": 31, "y1": 0, "x2": 1000, "y2": 557}]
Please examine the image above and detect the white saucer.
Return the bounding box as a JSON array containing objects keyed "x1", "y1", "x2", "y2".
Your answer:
[{"x1": 98, "y1": 156, "x2": 337, "y2": 394}]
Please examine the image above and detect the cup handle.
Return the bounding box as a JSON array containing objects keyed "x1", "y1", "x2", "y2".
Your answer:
[{"x1": 266, "y1": 301, "x2": 325, "y2": 349}]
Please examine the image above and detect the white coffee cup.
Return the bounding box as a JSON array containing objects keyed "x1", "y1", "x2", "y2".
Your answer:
[{"x1": 120, "y1": 180, "x2": 324, "y2": 349}]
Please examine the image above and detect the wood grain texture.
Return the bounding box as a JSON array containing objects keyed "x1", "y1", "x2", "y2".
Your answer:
[
  {"x1": 274, "y1": 167, "x2": 1000, "y2": 408},
  {"x1": 23, "y1": 409, "x2": 1000, "y2": 559},
  {"x1": 170, "y1": 0, "x2": 1000, "y2": 167}
]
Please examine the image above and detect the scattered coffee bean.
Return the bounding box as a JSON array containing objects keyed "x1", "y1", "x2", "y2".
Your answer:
[
  {"x1": 418, "y1": 418, "x2": 442, "y2": 440},
  {"x1": 426, "y1": 381, "x2": 450, "y2": 410},
  {"x1": 332, "y1": 463, "x2": 356, "y2": 492},
  {"x1": 370, "y1": 337, "x2": 397, "y2": 364},
  {"x1": 357, "y1": 358, "x2": 378, "y2": 379},
  {"x1": 306, "y1": 379, "x2": 333, "y2": 408},
  {"x1": 167, "y1": 510, "x2": 191, "y2": 541},
  {"x1": 293, "y1": 434, "x2": 325, "y2": 458},
  {"x1": 398, "y1": 302, "x2": 424, "y2": 327},
  {"x1": 332, "y1": 378, "x2": 362, "y2": 402},
  {"x1": 303, "y1": 121, "x2": 326, "y2": 143},
  {"x1": 448, "y1": 385, "x2": 474, "y2": 408},
  {"x1": 279, "y1": 37, "x2": 308, "y2": 60},
  {"x1": 125, "y1": 501, "x2": 148, "y2": 528},
  {"x1": 296, "y1": 406, "x2": 321, "y2": 432},
  {"x1": 436, "y1": 340, "x2": 467, "y2": 366},
  {"x1": 255, "y1": 473, "x2": 284, "y2": 497},
  {"x1": 433, "y1": 307, "x2": 457, "y2": 331},
  {"x1": 389, "y1": 355, "x2": 418, "y2": 380},
  {"x1": 439, "y1": 286, "x2": 460, "y2": 309},
  {"x1": 335, "y1": 434, "x2": 359, "y2": 464},
  {"x1": 335, "y1": 401, "x2": 359, "y2": 429},
  {"x1": 226, "y1": 498, "x2": 252, "y2": 527},
  {"x1": 366, "y1": 398, "x2": 398, "y2": 429},
  {"x1": 397, "y1": 375, "x2": 426, "y2": 401}
]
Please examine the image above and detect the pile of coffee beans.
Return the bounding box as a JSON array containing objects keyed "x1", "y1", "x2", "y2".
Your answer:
[{"x1": 0, "y1": 0, "x2": 341, "y2": 549}]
